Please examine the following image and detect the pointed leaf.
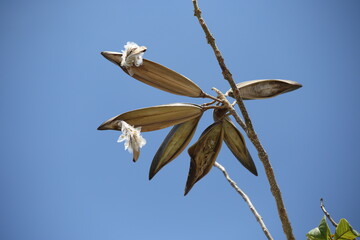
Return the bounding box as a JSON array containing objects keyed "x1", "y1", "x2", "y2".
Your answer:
[
  {"x1": 98, "y1": 103, "x2": 203, "y2": 132},
  {"x1": 306, "y1": 216, "x2": 332, "y2": 240},
  {"x1": 226, "y1": 79, "x2": 302, "y2": 100},
  {"x1": 149, "y1": 116, "x2": 202, "y2": 180},
  {"x1": 101, "y1": 51, "x2": 205, "y2": 98},
  {"x1": 184, "y1": 122, "x2": 224, "y2": 195},
  {"x1": 213, "y1": 108, "x2": 257, "y2": 175},
  {"x1": 334, "y1": 219, "x2": 360, "y2": 240},
  {"x1": 223, "y1": 119, "x2": 258, "y2": 175}
]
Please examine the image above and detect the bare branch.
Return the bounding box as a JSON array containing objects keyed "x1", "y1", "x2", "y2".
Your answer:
[
  {"x1": 192, "y1": 1, "x2": 295, "y2": 239},
  {"x1": 212, "y1": 87, "x2": 247, "y2": 130},
  {"x1": 203, "y1": 92, "x2": 222, "y2": 102},
  {"x1": 320, "y1": 198, "x2": 338, "y2": 227},
  {"x1": 214, "y1": 162, "x2": 274, "y2": 240}
]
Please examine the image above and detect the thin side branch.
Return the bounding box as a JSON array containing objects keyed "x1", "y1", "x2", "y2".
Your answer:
[
  {"x1": 212, "y1": 87, "x2": 247, "y2": 130},
  {"x1": 192, "y1": 1, "x2": 295, "y2": 239},
  {"x1": 214, "y1": 162, "x2": 274, "y2": 240},
  {"x1": 320, "y1": 198, "x2": 338, "y2": 227},
  {"x1": 203, "y1": 92, "x2": 222, "y2": 102}
]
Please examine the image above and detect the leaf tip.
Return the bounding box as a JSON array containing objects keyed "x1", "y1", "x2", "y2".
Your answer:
[
  {"x1": 184, "y1": 185, "x2": 192, "y2": 196},
  {"x1": 97, "y1": 123, "x2": 107, "y2": 130},
  {"x1": 148, "y1": 167, "x2": 157, "y2": 180},
  {"x1": 101, "y1": 51, "x2": 122, "y2": 66}
]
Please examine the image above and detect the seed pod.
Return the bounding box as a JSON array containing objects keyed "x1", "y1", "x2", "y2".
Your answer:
[
  {"x1": 149, "y1": 116, "x2": 202, "y2": 180},
  {"x1": 226, "y1": 79, "x2": 302, "y2": 100},
  {"x1": 185, "y1": 122, "x2": 224, "y2": 195},
  {"x1": 101, "y1": 51, "x2": 205, "y2": 98},
  {"x1": 97, "y1": 103, "x2": 203, "y2": 132}
]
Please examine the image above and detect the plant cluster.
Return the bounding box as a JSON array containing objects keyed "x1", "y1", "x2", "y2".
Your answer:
[
  {"x1": 307, "y1": 216, "x2": 359, "y2": 240},
  {"x1": 98, "y1": 42, "x2": 302, "y2": 195}
]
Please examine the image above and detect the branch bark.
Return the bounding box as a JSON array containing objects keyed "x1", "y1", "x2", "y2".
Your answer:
[
  {"x1": 214, "y1": 162, "x2": 274, "y2": 240},
  {"x1": 320, "y1": 198, "x2": 338, "y2": 227},
  {"x1": 192, "y1": 1, "x2": 295, "y2": 239}
]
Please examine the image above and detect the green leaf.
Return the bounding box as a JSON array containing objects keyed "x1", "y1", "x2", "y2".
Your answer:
[
  {"x1": 307, "y1": 216, "x2": 332, "y2": 240},
  {"x1": 334, "y1": 219, "x2": 360, "y2": 240}
]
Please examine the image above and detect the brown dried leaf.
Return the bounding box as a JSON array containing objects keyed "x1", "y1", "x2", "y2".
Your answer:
[
  {"x1": 101, "y1": 51, "x2": 205, "y2": 98},
  {"x1": 184, "y1": 122, "x2": 224, "y2": 195},
  {"x1": 213, "y1": 108, "x2": 257, "y2": 175},
  {"x1": 149, "y1": 116, "x2": 202, "y2": 180},
  {"x1": 223, "y1": 119, "x2": 257, "y2": 175},
  {"x1": 97, "y1": 103, "x2": 203, "y2": 132},
  {"x1": 226, "y1": 79, "x2": 302, "y2": 100}
]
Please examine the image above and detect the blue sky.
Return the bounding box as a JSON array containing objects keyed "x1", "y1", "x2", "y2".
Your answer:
[{"x1": 1, "y1": 0, "x2": 359, "y2": 239}]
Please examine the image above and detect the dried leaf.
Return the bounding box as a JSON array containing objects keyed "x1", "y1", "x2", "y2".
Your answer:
[
  {"x1": 185, "y1": 122, "x2": 224, "y2": 195},
  {"x1": 226, "y1": 79, "x2": 302, "y2": 100},
  {"x1": 149, "y1": 116, "x2": 202, "y2": 180},
  {"x1": 222, "y1": 118, "x2": 257, "y2": 175},
  {"x1": 213, "y1": 108, "x2": 257, "y2": 175},
  {"x1": 101, "y1": 51, "x2": 205, "y2": 98},
  {"x1": 98, "y1": 103, "x2": 203, "y2": 132}
]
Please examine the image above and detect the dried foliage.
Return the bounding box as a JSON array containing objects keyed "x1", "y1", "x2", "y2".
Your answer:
[{"x1": 98, "y1": 43, "x2": 301, "y2": 195}]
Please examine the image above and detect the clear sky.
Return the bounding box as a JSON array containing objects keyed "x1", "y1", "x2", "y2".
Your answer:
[{"x1": 1, "y1": 0, "x2": 359, "y2": 239}]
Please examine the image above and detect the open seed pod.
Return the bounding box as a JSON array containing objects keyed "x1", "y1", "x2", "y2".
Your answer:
[
  {"x1": 185, "y1": 122, "x2": 224, "y2": 195},
  {"x1": 226, "y1": 79, "x2": 302, "y2": 100},
  {"x1": 98, "y1": 103, "x2": 204, "y2": 132},
  {"x1": 149, "y1": 116, "x2": 202, "y2": 180},
  {"x1": 101, "y1": 51, "x2": 205, "y2": 98},
  {"x1": 213, "y1": 108, "x2": 257, "y2": 176}
]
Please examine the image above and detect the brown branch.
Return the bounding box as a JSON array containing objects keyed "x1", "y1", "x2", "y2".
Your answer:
[
  {"x1": 320, "y1": 198, "x2": 338, "y2": 227},
  {"x1": 212, "y1": 87, "x2": 247, "y2": 131},
  {"x1": 192, "y1": 1, "x2": 295, "y2": 239},
  {"x1": 203, "y1": 92, "x2": 222, "y2": 102},
  {"x1": 214, "y1": 162, "x2": 274, "y2": 240}
]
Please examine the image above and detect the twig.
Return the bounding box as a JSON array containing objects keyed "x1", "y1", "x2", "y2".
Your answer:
[
  {"x1": 192, "y1": 1, "x2": 295, "y2": 239},
  {"x1": 202, "y1": 105, "x2": 220, "y2": 110},
  {"x1": 320, "y1": 198, "x2": 338, "y2": 227},
  {"x1": 203, "y1": 92, "x2": 222, "y2": 102},
  {"x1": 212, "y1": 87, "x2": 247, "y2": 130},
  {"x1": 202, "y1": 100, "x2": 217, "y2": 106},
  {"x1": 214, "y1": 162, "x2": 274, "y2": 240}
]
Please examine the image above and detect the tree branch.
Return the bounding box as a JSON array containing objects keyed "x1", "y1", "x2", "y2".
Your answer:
[
  {"x1": 192, "y1": 1, "x2": 295, "y2": 239},
  {"x1": 214, "y1": 162, "x2": 274, "y2": 240},
  {"x1": 320, "y1": 198, "x2": 338, "y2": 228}
]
